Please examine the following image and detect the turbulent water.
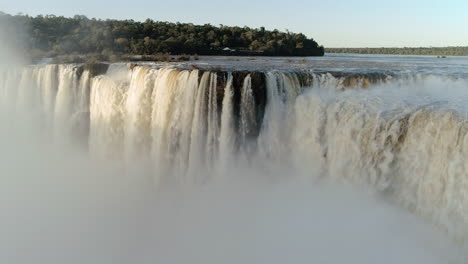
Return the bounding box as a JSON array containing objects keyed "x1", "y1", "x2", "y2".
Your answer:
[{"x1": 2, "y1": 55, "x2": 468, "y2": 263}]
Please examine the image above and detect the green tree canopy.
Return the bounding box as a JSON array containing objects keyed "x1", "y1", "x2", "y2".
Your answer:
[{"x1": 0, "y1": 12, "x2": 325, "y2": 58}]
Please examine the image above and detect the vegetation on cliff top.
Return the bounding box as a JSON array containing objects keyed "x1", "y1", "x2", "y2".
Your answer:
[{"x1": 0, "y1": 11, "x2": 324, "y2": 61}]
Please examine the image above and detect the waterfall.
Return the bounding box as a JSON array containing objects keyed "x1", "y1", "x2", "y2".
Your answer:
[
  {"x1": 151, "y1": 69, "x2": 191, "y2": 182},
  {"x1": 187, "y1": 71, "x2": 211, "y2": 181},
  {"x1": 39, "y1": 64, "x2": 59, "y2": 133},
  {"x1": 170, "y1": 70, "x2": 200, "y2": 180},
  {"x1": 3, "y1": 63, "x2": 468, "y2": 246},
  {"x1": 124, "y1": 66, "x2": 155, "y2": 163},
  {"x1": 219, "y1": 73, "x2": 234, "y2": 168},
  {"x1": 89, "y1": 76, "x2": 127, "y2": 159},
  {"x1": 239, "y1": 74, "x2": 255, "y2": 147},
  {"x1": 257, "y1": 72, "x2": 301, "y2": 162},
  {"x1": 54, "y1": 65, "x2": 77, "y2": 137}
]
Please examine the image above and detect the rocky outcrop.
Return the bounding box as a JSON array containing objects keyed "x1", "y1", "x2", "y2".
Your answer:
[{"x1": 83, "y1": 63, "x2": 110, "y2": 78}]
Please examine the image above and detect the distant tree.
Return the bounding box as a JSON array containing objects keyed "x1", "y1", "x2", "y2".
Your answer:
[
  {"x1": 0, "y1": 12, "x2": 325, "y2": 58},
  {"x1": 326, "y1": 47, "x2": 468, "y2": 56}
]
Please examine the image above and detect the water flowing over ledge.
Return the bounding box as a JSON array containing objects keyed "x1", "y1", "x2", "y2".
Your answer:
[{"x1": 2, "y1": 61, "x2": 468, "y2": 248}]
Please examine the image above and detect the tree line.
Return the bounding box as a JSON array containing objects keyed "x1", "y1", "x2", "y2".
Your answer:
[
  {"x1": 327, "y1": 47, "x2": 468, "y2": 56},
  {"x1": 0, "y1": 11, "x2": 325, "y2": 61}
]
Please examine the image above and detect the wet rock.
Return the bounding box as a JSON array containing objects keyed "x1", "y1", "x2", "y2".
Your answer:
[
  {"x1": 129, "y1": 63, "x2": 138, "y2": 71},
  {"x1": 84, "y1": 63, "x2": 110, "y2": 77}
]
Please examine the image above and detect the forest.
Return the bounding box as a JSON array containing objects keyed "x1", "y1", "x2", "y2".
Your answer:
[
  {"x1": 327, "y1": 47, "x2": 468, "y2": 56},
  {"x1": 0, "y1": 11, "x2": 325, "y2": 61}
]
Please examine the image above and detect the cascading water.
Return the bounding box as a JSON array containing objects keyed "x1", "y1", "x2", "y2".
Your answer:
[
  {"x1": 89, "y1": 75, "x2": 127, "y2": 159},
  {"x1": 124, "y1": 66, "x2": 155, "y2": 164},
  {"x1": 219, "y1": 72, "x2": 235, "y2": 169},
  {"x1": 2, "y1": 60, "x2": 468, "y2": 263},
  {"x1": 239, "y1": 74, "x2": 255, "y2": 145}
]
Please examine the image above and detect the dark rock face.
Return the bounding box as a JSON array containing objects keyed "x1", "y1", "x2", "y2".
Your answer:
[
  {"x1": 341, "y1": 73, "x2": 386, "y2": 88},
  {"x1": 76, "y1": 63, "x2": 110, "y2": 78},
  {"x1": 249, "y1": 72, "x2": 267, "y2": 138},
  {"x1": 129, "y1": 63, "x2": 138, "y2": 71},
  {"x1": 192, "y1": 70, "x2": 267, "y2": 142},
  {"x1": 213, "y1": 71, "x2": 267, "y2": 140},
  {"x1": 84, "y1": 63, "x2": 110, "y2": 78},
  {"x1": 323, "y1": 71, "x2": 390, "y2": 89},
  {"x1": 295, "y1": 71, "x2": 314, "y2": 87}
]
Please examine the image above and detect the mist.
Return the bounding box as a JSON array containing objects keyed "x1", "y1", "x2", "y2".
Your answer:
[
  {"x1": 0, "y1": 119, "x2": 463, "y2": 264},
  {"x1": 0, "y1": 18, "x2": 465, "y2": 264},
  {"x1": 0, "y1": 14, "x2": 27, "y2": 67},
  {"x1": 0, "y1": 88, "x2": 463, "y2": 264}
]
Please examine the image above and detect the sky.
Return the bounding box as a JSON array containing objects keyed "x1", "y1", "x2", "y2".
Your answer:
[{"x1": 1, "y1": 0, "x2": 468, "y2": 48}]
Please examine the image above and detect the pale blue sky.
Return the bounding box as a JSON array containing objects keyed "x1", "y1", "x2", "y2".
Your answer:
[{"x1": 1, "y1": 0, "x2": 467, "y2": 47}]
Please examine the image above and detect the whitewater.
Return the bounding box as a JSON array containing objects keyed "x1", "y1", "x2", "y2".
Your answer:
[{"x1": 1, "y1": 54, "x2": 468, "y2": 263}]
